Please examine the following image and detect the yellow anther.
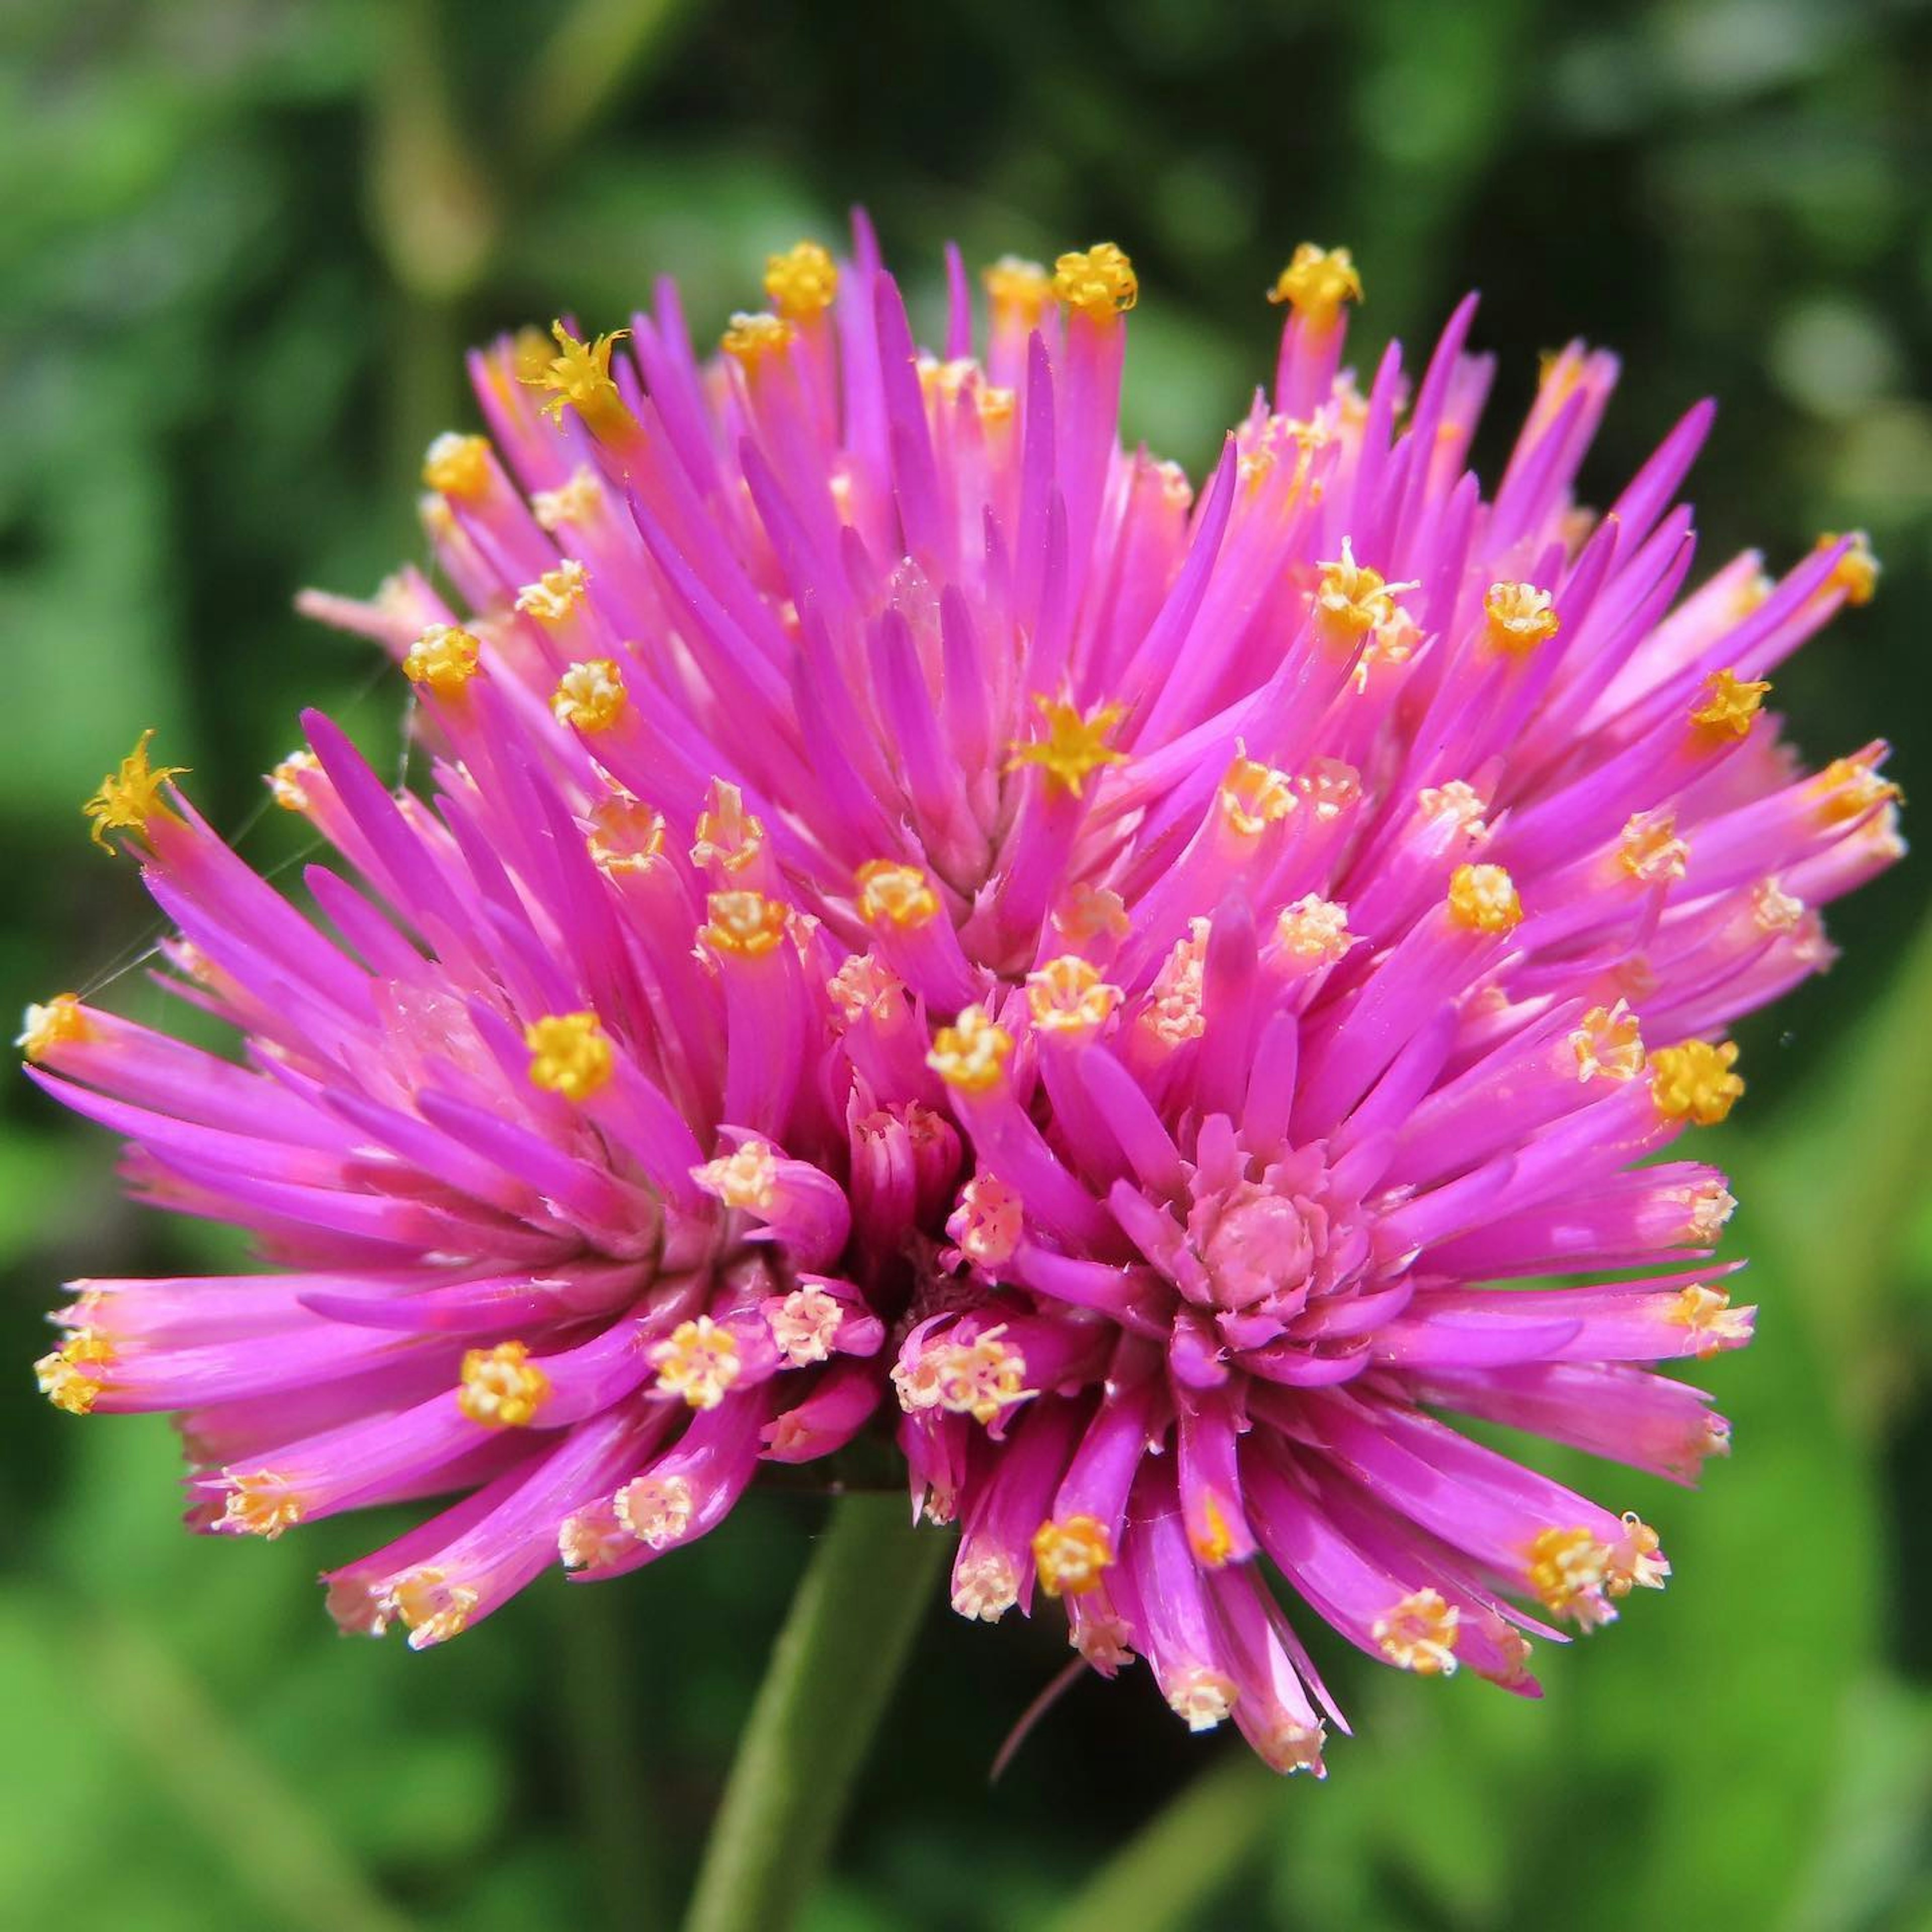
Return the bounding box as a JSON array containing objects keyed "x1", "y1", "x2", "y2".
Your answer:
[
  {"x1": 586, "y1": 793, "x2": 666, "y2": 874},
  {"x1": 1052, "y1": 243, "x2": 1138, "y2": 320},
  {"x1": 404, "y1": 623, "x2": 482, "y2": 698},
  {"x1": 927, "y1": 1005, "x2": 1014, "y2": 1093},
  {"x1": 551, "y1": 659, "x2": 627, "y2": 733},
  {"x1": 1051, "y1": 882, "x2": 1130, "y2": 944},
  {"x1": 34, "y1": 1331, "x2": 113, "y2": 1415},
  {"x1": 421, "y1": 432, "x2": 492, "y2": 500},
  {"x1": 1274, "y1": 895, "x2": 1353, "y2": 967},
  {"x1": 1006, "y1": 694, "x2": 1128, "y2": 798},
  {"x1": 1689, "y1": 668, "x2": 1771, "y2": 740},
  {"x1": 518, "y1": 558, "x2": 591, "y2": 622},
  {"x1": 652, "y1": 1315, "x2": 742, "y2": 1409},
  {"x1": 1191, "y1": 1493, "x2": 1237, "y2": 1567},
  {"x1": 1220, "y1": 753, "x2": 1298, "y2": 836},
  {"x1": 385, "y1": 1569, "x2": 479, "y2": 1650},
  {"x1": 768, "y1": 1284, "x2": 844, "y2": 1366},
  {"x1": 1817, "y1": 530, "x2": 1879, "y2": 606},
  {"x1": 1483, "y1": 581, "x2": 1561, "y2": 655},
  {"x1": 18, "y1": 994, "x2": 89, "y2": 1064},
  {"x1": 1812, "y1": 753, "x2": 1902, "y2": 827},
  {"x1": 557, "y1": 1504, "x2": 632, "y2": 1572},
  {"x1": 457, "y1": 1340, "x2": 551, "y2": 1428},
  {"x1": 691, "y1": 779, "x2": 765, "y2": 874},
  {"x1": 1678, "y1": 1180, "x2": 1737, "y2": 1245},
  {"x1": 983, "y1": 256, "x2": 1053, "y2": 329},
  {"x1": 952, "y1": 1554, "x2": 1020, "y2": 1623},
  {"x1": 764, "y1": 239, "x2": 838, "y2": 319},
  {"x1": 693, "y1": 1141, "x2": 778, "y2": 1212},
  {"x1": 1619, "y1": 809, "x2": 1692, "y2": 884},
  {"x1": 949, "y1": 1172, "x2": 1023, "y2": 1267},
  {"x1": 856, "y1": 859, "x2": 941, "y2": 930},
  {"x1": 84, "y1": 729, "x2": 187, "y2": 850},
  {"x1": 1447, "y1": 862, "x2": 1523, "y2": 934},
  {"x1": 1526, "y1": 1528, "x2": 1612, "y2": 1619},
  {"x1": 1166, "y1": 1666, "x2": 1240, "y2": 1731},
  {"x1": 1312, "y1": 538, "x2": 1411, "y2": 645},
  {"x1": 977, "y1": 384, "x2": 1017, "y2": 425},
  {"x1": 827, "y1": 951, "x2": 905, "y2": 1027},
  {"x1": 1570, "y1": 1001, "x2": 1645, "y2": 1083},
  {"x1": 1751, "y1": 877, "x2": 1805, "y2": 933},
  {"x1": 938, "y1": 1326, "x2": 1031, "y2": 1424},
  {"x1": 1607, "y1": 1512, "x2": 1670, "y2": 1597},
  {"x1": 1419, "y1": 780, "x2": 1490, "y2": 838},
  {"x1": 1373, "y1": 1587, "x2": 1460, "y2": 1674},
  {"x1": 218, "y1": 1471, "x2": 305, "y2": 1539},
  {"x1": 1269, "y1": 243, "x2": 1363, "y2": 328},
  {"x1": 1025, "y1": 955, "x2": 1122, "y2": 1039},
  {"x1": 1141, "y1": 920, "x2": 1209, "y2": 1048},
  {"x1": 531, "y1": 465, "x2": 603, "y2": 532},
  {"x1": 722, "y1": 311, "x2": 796, "y2": 365},
  {"x1": 615, "y1": 1472, "x2": 694, "y2": 1548},
  {"x1": 1651, "y1": 1038, "x2": 1743, "y2": 1126},
  {"x1": 525, "y1": 1010, "x2": 615, "y2": 1102},
  {"x1": 270, "y1": 750, "x2": 321, "y2": 812},
  {"x1": 1666, "y1": 1282, "x2": 1754, "y2": 1355},
  {"x1": 523, "y1": 321, "x2": 629, "y2": 430},
  {"x1": 700, "y1": 889, "x2": 789, "y2": 958}
]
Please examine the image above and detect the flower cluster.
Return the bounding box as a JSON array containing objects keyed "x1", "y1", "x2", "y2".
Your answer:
[{"x1": 27, "y1": 226, "x2": 1898, "y2": 1770}]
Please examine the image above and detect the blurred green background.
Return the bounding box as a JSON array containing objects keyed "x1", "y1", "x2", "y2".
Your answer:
[{"x1": 3, "y1": 1, "x2": 1929, "y2": 1926}]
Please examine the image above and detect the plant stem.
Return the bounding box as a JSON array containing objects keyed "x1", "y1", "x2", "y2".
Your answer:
[{"x1": 682, "y1": 1492, "x2": 944, "y2": 1932}]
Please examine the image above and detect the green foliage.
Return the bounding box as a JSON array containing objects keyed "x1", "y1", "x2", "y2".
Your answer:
[{"x1": 2, "y1": 1, "x2": 1926, "y2": 1925}]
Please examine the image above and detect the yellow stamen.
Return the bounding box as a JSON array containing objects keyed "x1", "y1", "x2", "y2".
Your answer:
[
  {"x1": 34, "y1": 1331, "x2": 113, "y2": 1414},
  {"x1": 1373, "y1": 1587, "x2": 1460, "y2": 1673},
  {"x1": 84, "y1": 729, "x2": 187, "y2": 850},
  {"x1": 531, "y1": 465, "x2": 603, "y2": 532},
  {"x1": 764, "y1": 239, "x2": 838, "y2": 318},
  {"x1": 951, "y1": 1554, "x2": 1019, "y2": 1622},
  {"x1": 614, "y1": 1473, "x2": 694, "y2": 1547},
  {"x1": 1275, "y1": 895, "x2": 1354, "y2": 968},
  {"x1": 691, "y1": 779, "x2": 765, "y2": 874},
  {"x1": 1607, "y1": 1512, "x2": 1670, "y2": 1596},
  {"x1": 983, "y1": 256, "x2": 1053, "y2": 329},
  {"x1": 1025, "y1": 956, "x2": 1122, "y2": 1040},
  {"x1": 1051, "y1": 882, "x2": 1130, "y2": 944},
  {"x1": 700, "y1": 889, "x2": 789, "y2": 958},
  {"x1": 1219, "y1": 753, "x2": 1298, "y2": 836},
  {"x1": 856, "y1": 859, "x2": 940, "y2": 930},
  {"x1": 18, "y1": 994, "x2": 89, "y2": 1064},
  {"x1": 421, "y1": 432, "x2": 492, "y2": 500},
  {"x1": 1052, "y1": 243, "x2": 1138, "y2": 320},
  {"x1": 1191, "y1": 1493, "x2": 1237, "y2": 1567},
  {"x1": 1419, "y1": 780, "x2": 1489, "y2": 838},
  {"x1": 1689, "y1": 668, "x2": 1770, "y2": 740},
  {"x1": 1006, "y1": 694, "x2": 1127, "y2": 798},
  {"x1": 927, "y1": 1006, "x2": 1014, "y2": 1093},
  {"x1": 1269, "y1": 243, "x2": 1363, "y2": 328},
  {"x1": 1619, "y1": 809, "x2": 1691, "y2": 884},
  {"x1": 1030, "y1": 1514, "x2": 1113, "y2": 1597},
  {"x1": 1312, "y1": 538, "x2": 1412, "y2": 646},
  {"x1": 1525, "y1": 1527, "x2": 1612, "y2": 1620},
  {"x1": 1666, "y1": 1282, "x2": 1754, "y2": 1355},
  {"x1": 652, "y1": 1315, "x2": 741, "y2": 1409},
  {"x1": 585, "y1": 793, "x2": 666, "y2": 874},
  {"x1": 518, "y1": 558, "x2": 591, "y2": 622},
  {"x1": 1751, "y1": 877, "x2": 1805, "y2": 933},
  {"x1": 768, "y1": 1284, "x2": 843, "y2": 1365},
  {"x1": 1570, "y1": 1001, "x2": 1645, "y2": 1083},
  {"x1": 523, "y1": 321, "x2": 629, "y2": 431},
  {"x1": 693, "y1": 1141, "x2": 778, "y2": 1212},
  {"x1": 721, "y1": 311, "x2": 796, "y2": 366},
  {"x1": 525, "y1": 1010, "x2": 614, "y2": 1102},
  {"x1": 1816, "y1": 530, "x2": 1879, "y2": 606},
  {"x1": 404, "y1": 624, "x2": 482, "y2": 698},
  {"x1": 385, "y1": 1569, "x2": 478, "y2": 1650},
  {"x1": 457, "y1": 1340, "x2": 550, "y2": 1428},
  {"x1": 1447, "y1": 862, "x2": 1523, "y2": 934},
  {"x1": 1812, "y1": 753, "x2": 1902, "y2": 827},
  {"x1": 218, "y1": 1470, "x2": 305, "y2": 1539},
  {"x1": 1650, "y1": 1038, "x2": 1743, "y2": 1126},
  {"x1": 551, "y1": 659, "x2": 627, "y2": 733},
  {"x1": 1166, "y1": 1666, "x2": 1240, "y2": 1731},
  {"x1": 269, "y1": 750, "x2": 321, "y2": 812},
  {"x1": 1483, "y1": 582, "x2": 1561, "y2": 655}
]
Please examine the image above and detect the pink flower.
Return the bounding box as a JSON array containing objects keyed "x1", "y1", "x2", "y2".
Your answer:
[{"x1": 26, "y1": 226, "x2": 1899, "y2": 1763}]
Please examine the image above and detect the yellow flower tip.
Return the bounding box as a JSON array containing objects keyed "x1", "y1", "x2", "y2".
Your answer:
[
  {"x1": 1312, "y1": 538, "x2": 1415, "y2": 647},
  {"x1": 1689, "y1": 668, "x2": 1770, "y2": 741},
  {"x1": 1275, "y1": 894, "x2": 1353, "y2": 968},
  {"x1": 1607, "y1": 1512, "x2": 1670, "y2": 1597},
  {"x1": 1812, "y1": 753, "x2": 1903, "y2": 828},
  {"x1": 1220, "y1": 754, "x2": 1298, "y2": 836},
  {"x1": 404, "y1": 624, "x2": 483, "y2": 699},
  {"x1": 1269, "y1": 243, "x2": 1363, "y2": 328},
  {"x1": 1190, "y1": 1493, "x2": 1239, "y2": 1567},
  {"x1": 585, "y1": 793, "x2": 667, "y2": 875},
  {"x1": 1372, "y1": 1588, "x2": 1460, "y2": 1674},
  {"x1": 1052, "y1": 243, "x2": 1138, "y2": 321},
  {"x1": 1025, "y1": 955, "x2": 1122, "y2": 1040},
  {"x1": 385, "y1": 1568, "x2": 479, "y2": 1650},
  {"x1": 218, "y1": 1470, "x2": 306, "y2": 1539},
  {"x1": 856, "y1": 859, "x2": 941, "y2": 930},
  {"x1": 1666, "y1": 1282, "x2": 1755, "y2": 1356},
  {"x1": 34, "y1": 1333, "x2": 109, "y2": 1414},
  {"x1": 1032, "y1": 1514, "x2": 1115, "y2": 1598},
  {"x1": 693, "y1": 1140, "x2": 778, "y2": 1213},
  {"x1": 1651, "y1": 1037, "x2": 1743, "y2": 1126},
  {"x1": 721, "y1": 310, "x2": 796, "y2": 366},
  {"x1": 1570, "y1": 1001, "x2": 1645, "y2": 1083},
  {"x1": 1447, "y1": 861, "x2": 1523, "y2": 934},
  {"x1": 1618, "y1": 809, "x2": 1692, "y2": 884},
  {"x1": 1166, "y1": 1665, "x2": 1240, "y2": 1732},
  {"x1": 457, "y1": 1340, "x2": 551, "y2": 1428},
  {"x1": 550, "y1": 658, "x2": 627, "y2": 733},
  {"x1": 1526, "y1": 1527, "x2": 1613, "y2": 1621},
  {"x1": 690, "y1": 778, "x2": 765, "y2": 875},
  {"x1": 524, "y1": 1010, "x2": 614, "y2": 1102},
  {"x1": 531, "y1": 465, "x2": 604, "y2": 533},
  {"x1": 421, "y1": 432, "x2": 492, "y2": 500},
  {"x1": 1816, "y1": 529, "x2": 1879, "y2": 606},
  {"x1": 928, "y1": 1005, "x2": 1014, "y2": 1094},
  {"x1": 18, "y1": 993, "x2": 90, "y2": 1065},
  {"x1": 84, "y1": 729, "x2": 188, "y2": 851},
  {"x1": 268, "y1": 750, "x2": 322, "y2": 812},
  {"x1": 700, "y1": 889, "x2": 789, "y2": 959},
  {"x1": 1005, "y1": 694, "x2": 1128, "y2": 798},
  {"x1": 983, "y1": 255, "x2": 1053, "y2": 329},
  {"x1": 653, "y1": 1315, "x2": 742, "y2": 1409},
  {"x1": 523, "y1": 321, "x2": 629, "y2": 428},
  {"x1": 1483, "y1": 581, "x2": 1561, "y2": 655},
  {"x1": 764, "y1": 239, "x2": 838, "y2": 319},
  {"x1": 518, "y1": 558, "x2": 591, "y2": 623}
]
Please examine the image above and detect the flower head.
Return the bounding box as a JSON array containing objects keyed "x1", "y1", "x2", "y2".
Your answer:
[{"x1": 30, "y1": 225, "x2": 1898, "y2": 1763}]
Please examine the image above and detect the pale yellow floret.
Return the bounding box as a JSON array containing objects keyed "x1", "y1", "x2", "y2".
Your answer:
[
  {"x1": 1025, "y1": 956, "x2": 1122, "y2": 1040},
  {"x1": 700, "y1": 889, "x2": 789, "y2": 958},
  {"x1": 1607, "y1": 1512, "x2": 1670, "y2": 1596},
  {"x1": 1006, "y1": 694, "x2": 1128, "y2": 798},
  {"x1": 385, "y1": 1569, "x2": 479, "y2": 1649},
  {"x1": 856, "y1": 859, "x2": 940, "y2": 929},
  {"x1": 457, "y1": 1340, "x2": 551, "y2": 1428},
  {"x1": 691, "y1": 779, "x2": 765, "y2": 874},
  {"x1": 1220, "y1": 753, "x2": 1298, "y2": 836},
  {"x1": 1689, "y1": 668, "x2": 1771, "y2": 740},
  {"x1": 269, "y1": 750, "x2": 322, "y2": 812},
  {"x1": 1751, "y1": 877, "x2": 1805, "y2": 933},
  {"x1": 1483, "y1": 581, "x2": 1561, "y2": 655},
  {"x1": 1166, "y1": 1665, "x2": 1240, "y2": 1731},
  {"x1": 1312, "y1": 538, "x2": 1413, "y2": 645},
  {"x1": 951, "y1": 1172, "x2": 1023, "y2": 1267},
  {"x1": 1275, "y1": 895, "x2": 1353, "y2": 968},
  {"x1": 1419, "y1": 780, "x2": 1490, "y2": 839},
  {"x1": 531, "y1": 465, "x2": 604, "y2": 532},
  {"x1": 218, "y1": 1470, "x2": 305, "y2": 1539},
  {"x1": 826, "y1": 952, "x2": 905, "y2": 1027},
  {"x1": 768, "y1": 1285, "x2": 843, "y2": 1366},
  {"x1": 1816, "y1": 530, "x2": 1879, "y2": 605},
  {"x1": 84, "y1": 729, "x2": 187, "y2": 850},
  {"x1": 1269, "y1": 243, "x2": 1362, "y2": 327},
  {"x1": 1619, "y1": 809, "x2": 1692, "y2": 885},
  {"x1": 585, "y1": 793, "x2": 666, "y2": 874},
  {"x1": 1651, "y1": 1038, "x2": 1743, "y2": 1126},
  {"x1": 1678, "y1": 1180, "x2": 1737, "y2": 1245},
  {"x1": 405, "y1": 624, "x2": 482, "y2": 698},
  {"x1": 951, "y1": 1553, "x2": 1020, "y2": 1623},
  {"x1": 551, "y1": 658, "x2": 627, "y2": 733},
  {"x1": 927, "y1": 1006, "x2": 1014, "y2": 1093},
  {"x1": 558, "y1": 1505, "x2": 633, "y2": 1572},
  {"x1": 1032, "y1": 1514, "x2": 1114, "y2": 1598},
  {"x1": 1374, "y1": 1587, "x2": 1461, "y2": 1673},
  {"x1": 721, "y1": 311, "x2": 796, "y2": 365},
  {"x1": 764, "y1": 239, "x2": 839, "y2": 318},
  {"x1": 518, "y1": 558, "x2": 591, "y2": 622},
  {"x1": 693, "y1": 1141, "x2": 778, "y2": 1212},
  {"x1": 983, "y1": 256, "x2": 1053, "y2": 328},
  {"x1": 1052, "y1": 243, "x2": 1138, "y2": 319},
  {"x1": 1812, "y1": 753, "x2": 1902, "y2": 827},
  {"x1": 1525, "y1": 1527, "x2": 1613, "y2": 1620},
  {"x1": 34, "y1": 1330, "x2": 114, "y2": 1414},
  {"x1": 525, "y1": 1010, "x2": 615, "y2": 1102},
  {"x1": 1141, "y1": 921, "x2": 1210, "y2": 1047},
  {"x1": 1051, "y1": 882, "x2": 1130, "y2": 944},
  {"x1": 1667, "y1": 1282, "x2": 1753, "y2": 1355},
  {"x1": 1571, "y1": 1001, "x2": 1645, "y2": 1083},
  {"x1": 1447, "y1": 862, "x2": 1522, "y2": 934},
  {"x1": 653, "y1": 1315, "x2": 742, "y2": 1409},
  {"x1": 523, "y1": 322, "x2": 629, "y2": 430},
  {"x1": 615, "y1": 1473, "x2": 694, "y2": 1547},
  {"x1": 421, "y1": 432, "x2": 492, "y2": 500},
  {"x1": 18, "y1": 994, "x2": 89, "y2": 1064}
]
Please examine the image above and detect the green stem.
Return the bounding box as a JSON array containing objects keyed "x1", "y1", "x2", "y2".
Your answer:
[{"x1": 682, "y1": 1492, "x2": 945, "y2": 1932}]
